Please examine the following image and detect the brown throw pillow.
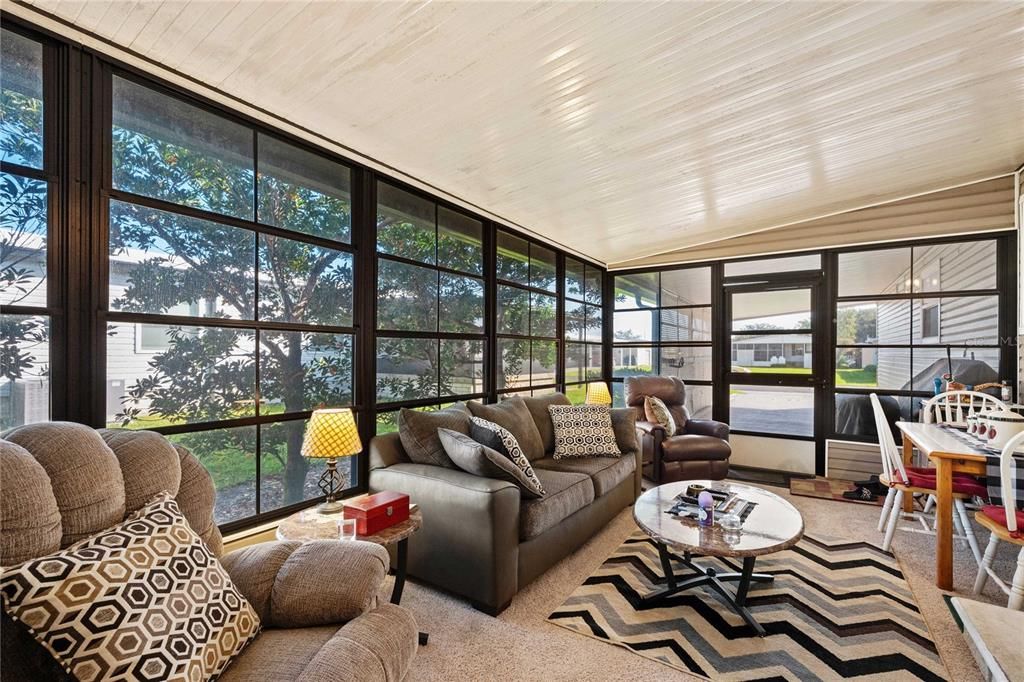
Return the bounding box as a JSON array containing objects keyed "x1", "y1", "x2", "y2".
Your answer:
[
  {"x1": 397, "y1": 403, "x2": 471, "y2": 468},
  {"x1": 644, "y1": 396, "x2": 677, "y2": 435},
  {"x1": 467, "y1": 397, "x2": 546, "y2": 461},
  {"x1": 438, "y1": 429, "x2": 544, "y2": 498},
  {"x1": 0, "y1": 492, "x2": 261, "y2": 682},
  {"x1": 521, "y1": 393, "x2": 571, "y2": 454}
]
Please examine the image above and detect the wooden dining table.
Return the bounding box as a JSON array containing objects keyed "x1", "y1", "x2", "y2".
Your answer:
[{"x1": 895, "y1": 421, "x2": 988, "y2": 590}]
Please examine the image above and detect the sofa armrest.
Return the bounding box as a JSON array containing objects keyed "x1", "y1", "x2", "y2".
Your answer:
[
  {"x1": 220, "y1": 540, "x2": 389, "y2": 627},
  {"x1": 369, "y1": 463, "x2": 520, "y2": 612},
  {"x1": 684, "y1": 418, "x2": 730, "y2": 441},
  {"x1": 297, "y1": 604, "x2": 417, "y2": 682}
]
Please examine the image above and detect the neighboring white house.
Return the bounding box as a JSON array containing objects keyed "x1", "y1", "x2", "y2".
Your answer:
[{"x1": 731, "y1": 334, "x2": 813, "y2": 369}]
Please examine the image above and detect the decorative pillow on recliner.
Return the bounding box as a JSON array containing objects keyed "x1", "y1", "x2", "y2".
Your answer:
[
  {"x1": 644, "y1": 396, "x2": 677, "y2": 435},
  {"x1": 0, "y1": 491, "x2": 260, "y2": 682},
  {"x1": 468, "y1": 418, "x2": 546, "y2": 496},
  {"x1": 548, "y1": 405, "x2": 621, "y2": 459}
]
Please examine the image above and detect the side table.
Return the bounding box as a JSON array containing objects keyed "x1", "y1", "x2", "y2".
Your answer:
[{"x1": 276, "y1": 507, "x2": 428, "y2": 644}]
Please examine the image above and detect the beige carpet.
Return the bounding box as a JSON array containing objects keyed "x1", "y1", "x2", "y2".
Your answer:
[{"x1": 387, "y1": 484, "x2": 1020, "y2": 681}]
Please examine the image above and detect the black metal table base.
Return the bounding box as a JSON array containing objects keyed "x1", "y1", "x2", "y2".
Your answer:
[
  {"x1": 390, "y1": 538, "x2": 429, "y2": 646},
  {"x1": 643, "y1": 543, "x2": 773, "y2": 637}
]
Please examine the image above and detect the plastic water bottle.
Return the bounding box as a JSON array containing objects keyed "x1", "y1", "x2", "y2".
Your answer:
[{"x1": 697, "y1": 491, "x2": 714, "y2": 527}]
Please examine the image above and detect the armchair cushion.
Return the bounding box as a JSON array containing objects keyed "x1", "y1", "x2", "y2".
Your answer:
[
  {"x1": 221, "y1": 540, "x2": 390, "y2": 628},
  {"x1": 298, "y1": 604, "x2": 417, "y2": 682},
  {"x1": 661, "y1": 434, "x2": 732, "y2": 462}
]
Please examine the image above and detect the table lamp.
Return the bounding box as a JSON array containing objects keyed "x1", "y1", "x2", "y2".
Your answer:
[
  {"x1": 585, "y1": 381, "x2": 612, "y2": 406},
  {"x1": 301, "y1": 408, "x2": 362, "y2": 514}
]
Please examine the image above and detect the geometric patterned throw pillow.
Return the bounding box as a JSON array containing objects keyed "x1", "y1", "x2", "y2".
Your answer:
[
  {"x1": 549, "y1": 405, "x2": 622, "y2": 459},
  {"x1": 0, "y1": 492, "x2": 260, "y2": 682},
  {"x1": 468, "y1": 417, "x2": 546, "y2": 496}
]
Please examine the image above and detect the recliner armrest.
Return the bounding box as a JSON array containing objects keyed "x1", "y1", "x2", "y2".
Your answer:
[
  {"x1": 635, "y1": 420, "x2": 667, "y2": 437},
  {"x1": 684, "y1": 418, "x2": 730, "y2": 441}
]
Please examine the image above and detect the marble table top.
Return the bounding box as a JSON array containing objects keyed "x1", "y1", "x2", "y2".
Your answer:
[
  {"x1": 633, "y1": 480, "x2": 804, "y2": 558},
  {"x1": 277, "y1": 507, "x2": 423, "y2": 546}
]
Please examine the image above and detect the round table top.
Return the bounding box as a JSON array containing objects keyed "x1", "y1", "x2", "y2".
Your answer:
[
  {"x1": 633, "y1": 480, "x2": 803, "y2": 558},
  {"x1": 276, "y1": 507, "x2": 423, "y2": 546}
]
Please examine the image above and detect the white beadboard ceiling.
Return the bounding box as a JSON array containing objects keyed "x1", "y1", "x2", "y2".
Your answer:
[{"x1": 12, "y1": 0, "x2": 1024, "y2": 267}]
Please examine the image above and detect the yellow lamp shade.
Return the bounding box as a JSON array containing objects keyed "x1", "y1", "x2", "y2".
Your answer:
[
  {"x1": 585, "y1": 381, "x2": 612, "y2": 405},
  {"x1": 301, "y1": 408, "x2": 362, "y2": 459}
]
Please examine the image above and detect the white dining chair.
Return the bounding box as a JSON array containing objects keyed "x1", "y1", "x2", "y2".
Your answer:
[
  {"x1": 921, "y1": 391, "x2": 1007, "y2": 427},
  {"x1": 972, "y1": 431, "x2": 1024, "y2": 610},
  {"x1": 871, "y1": 394, "x2": 984, "y2": 563}
]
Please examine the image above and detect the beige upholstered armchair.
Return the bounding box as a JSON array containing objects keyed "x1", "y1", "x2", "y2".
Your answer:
[{"x1": 0, "y1": 422, "x2": 417, "y2": 682}]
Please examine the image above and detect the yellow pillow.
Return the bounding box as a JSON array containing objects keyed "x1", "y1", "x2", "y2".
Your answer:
[{"x1": 644, "y1": 396, "x2": 677, "y2": 435}]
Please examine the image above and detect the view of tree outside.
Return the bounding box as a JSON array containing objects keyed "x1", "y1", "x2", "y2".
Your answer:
[
  {"x1": 564, "y1": 256, "x2": 603, "y2": 403},
  {"x1": 375, "y1": 182, "x2": 485, "y2": 432},
  {"x1": 1, "y1": 28, "x2": 50, "y2": 432},
  {"x1": 495, "y1": 230, "x2": 559, "y2": 400},
  {"x1": 105, "y1": 76, "x2": 355, "y2": 524}
]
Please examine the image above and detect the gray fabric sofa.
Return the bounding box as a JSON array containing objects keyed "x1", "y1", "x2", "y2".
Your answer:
[
  {"x1": 368, "y1": 394, "x2": 639, "y2": 614},
  {"x1": 0, "y1": 422, "x2": 417, "y2": 682}
]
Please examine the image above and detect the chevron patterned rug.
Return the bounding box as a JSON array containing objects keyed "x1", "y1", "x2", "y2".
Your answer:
[{"x1": 548, "y1": 532, "x2": 948, "y2": 681}]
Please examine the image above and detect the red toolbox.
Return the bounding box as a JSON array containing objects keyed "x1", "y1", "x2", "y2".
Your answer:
[{"x1": 343, "y1": 491, "x2": 410, "y2": 536}]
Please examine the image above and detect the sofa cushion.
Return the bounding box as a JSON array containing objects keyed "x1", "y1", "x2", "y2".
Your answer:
[
  {"x1": 549, "y1": 405, "x2": 621, "y2": 459},
  {"x1": 397, "y1": 403, "x2": 471, "y2": 469},
  {"x1": 439, "y1": 428, "x2": 544, "y2": 497},
  {"x1": 522, "y1": 393, "x2": 571, "y2": 454},
  {"x1": 661, "y1": 434, "x2": 732, "y2": 462},
  {"x1": 0, "y1": 492, "x2": 260, "y2": 682},
  {"x1": 520, "y1": 470, "x2": 594, "y2": 540},
  {"x1": 532, "y1": 455, "x2": 635, "y2": 497},
  {"x1": 468, "y1": 419, "x2": 546, "y2": 497},
  {"x1": 468, "y1": 397, "x2": 546, "y2": 461}
]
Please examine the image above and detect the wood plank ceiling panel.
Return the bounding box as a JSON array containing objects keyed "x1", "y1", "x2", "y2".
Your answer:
[{"x1": 11, "y1": 1, "x2": 1024, "y2": 265}]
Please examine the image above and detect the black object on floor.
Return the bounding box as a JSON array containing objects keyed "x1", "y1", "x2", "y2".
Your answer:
[{"x1": 842, "y1": 486, "x2": 878, "y2": 502}]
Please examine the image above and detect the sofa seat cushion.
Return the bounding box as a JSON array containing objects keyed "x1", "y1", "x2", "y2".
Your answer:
[
  {"x1": 533, "y1": 456, "x2": 635, "y2": 497},
  {"x1": 661, "y1": 434, "x2": 731, "y2": 462},
  {"x1": 520, "y1": 470, "x2": 594, "y2": 541}
]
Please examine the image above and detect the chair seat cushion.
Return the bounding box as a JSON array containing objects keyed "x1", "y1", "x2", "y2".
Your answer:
[
  {"x1": 903, "y1": 472, "x2": 989, "y2": 498},
  {"x1": 980, "y1": 504, "x2": 1024, "y2": 532},
  {"x1": 520, "y1": 470, "x2": 594, "y2": 540},
  {"x1": 532, "y1": 455, "x2": 635, "y2": 497},
  {"x1": 906, "y1": 466, "x2": 979, "y2": 481},
  {"x1": 661, "y1": 435, "x2": 731, "y2": 462},
  {"x1": 221, "y1": 626, "x2": 338, "y2": 681}
]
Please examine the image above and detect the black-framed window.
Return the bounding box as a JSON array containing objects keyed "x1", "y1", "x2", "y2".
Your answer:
[
  {"x1": 611, "y1": 266, "x2": 714, "y2": 418},
  {"x1": 375, "y1": 181, "x2": 485, "y2": 431},
  {"x1": 104, "y1": 74, "x2": 357, "y2": 527},
  {"x1": 832, "y1": 238, "x2": 1006, "y2": 439},
  {"x1": 564, "y1": 256, "x2": 603, "y2": 403},
  {"x1": 1, "y1": 27, "x2": 53, "y2": 432},
  {"x1": 495, "y1": 229, "x2": 559, "y2": 398}
]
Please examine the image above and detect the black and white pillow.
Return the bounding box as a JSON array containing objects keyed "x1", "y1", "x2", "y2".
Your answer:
[
  {"x1": 469, "y1": 417, "x2": 546, "y2": 496},
  {"x1": 549, "y1": 405, "x2": 621, "y2": 459}
]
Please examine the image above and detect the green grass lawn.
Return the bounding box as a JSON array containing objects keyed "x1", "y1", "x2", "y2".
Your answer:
[{"x1": 734, "y1": 365, "x2": 877, "y2": 387}]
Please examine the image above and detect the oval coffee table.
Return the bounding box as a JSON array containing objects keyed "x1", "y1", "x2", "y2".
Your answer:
[{"x1": 633, "y1": 480, "x2": 804, "y2": 637}]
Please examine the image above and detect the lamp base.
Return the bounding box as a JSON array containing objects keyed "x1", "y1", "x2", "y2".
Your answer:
[{"x1": 317, "y1": 499, "x2": 346, "y2": 515}]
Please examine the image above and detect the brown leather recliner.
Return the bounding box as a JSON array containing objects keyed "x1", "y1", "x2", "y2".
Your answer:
[{"x1": 625, "y1": 376, "x2": 730, "y2": 483}]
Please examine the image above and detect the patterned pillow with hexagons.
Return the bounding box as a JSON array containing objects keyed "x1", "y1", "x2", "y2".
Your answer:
[{"x1": 0, "y1": 491, "x2": 260, "y2": 682}]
